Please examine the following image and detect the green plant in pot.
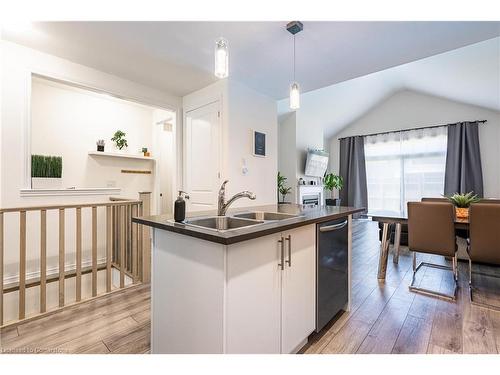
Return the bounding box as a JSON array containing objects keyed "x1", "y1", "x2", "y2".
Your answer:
[
  {"x1": 111, "y1": 130, "x2": 128, "y2": 150},
  {"x1": 324, "y1": 173, "x2": 344, "y2": 206},
  {"x1": 277, "y1": 172, "x2": 292, "y2": 204},
  {"x1": 31, "y1": 155, "x2": 63, "y2": 189},
  {"x1": 443, "y1": 192, "x2": 481, "y2": 219}
]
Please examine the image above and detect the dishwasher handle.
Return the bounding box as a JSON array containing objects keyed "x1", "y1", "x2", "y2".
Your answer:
[{"x1": 319, "y1": 220, "x2": 348, "y2": 232}]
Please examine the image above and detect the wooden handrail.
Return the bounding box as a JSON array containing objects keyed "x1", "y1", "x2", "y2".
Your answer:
[
  {"x1": 139, "y1": 192, "x2": 152, "y2": 283},
  {"x1": 0, "y1": 192, "x2": 152, "y2": 327},
  {"x1": 0, "y1": 199, "x2": 142, "y2": 213}
]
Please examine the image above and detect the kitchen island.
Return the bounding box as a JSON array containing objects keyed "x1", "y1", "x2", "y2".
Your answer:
[{"x1": 134, "y1": 204, "x2": 364, "y2": 354}]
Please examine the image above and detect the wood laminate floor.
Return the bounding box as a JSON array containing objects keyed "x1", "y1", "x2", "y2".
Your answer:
[
  {"x1": 1, "y1": 220, "x2": 500, "y2": 354},
  {"x1": 303, "y1": 220, "x2": 500, "y2": 354},
  {"x1": 0, "y1": 284, "x2": 151, "y2": 354}
]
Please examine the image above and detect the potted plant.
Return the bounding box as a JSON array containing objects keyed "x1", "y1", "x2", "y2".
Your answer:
[
  {"x1": 111, "y1": 130, "x2": 128, "y2": 151},
  {"x1": 96, "y1": 139, "x2": 105, "y2": 152},
  {"x1": 277, "y1": 172, "x2": 292, "y2": 204},
  {"x1": 443, "y1": 192, "x2": 481, "y2": 219},
  {"x1": 142, "y1": 147, "x2": 150, "y2": 157},
  {"x1": 324, "y1": 173, "x2": 344, "y2": 206},
  {"x1": 31, "y1": 155, "x2": 63, "y2": 189}
]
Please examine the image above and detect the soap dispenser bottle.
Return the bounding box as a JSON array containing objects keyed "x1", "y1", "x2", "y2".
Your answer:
[{"x1": 174, "y1": 191, "x2": 190, "y2": 222}]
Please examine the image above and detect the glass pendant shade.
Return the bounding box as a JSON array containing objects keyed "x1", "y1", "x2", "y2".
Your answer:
[
  {"x1": 215, "y1": 38, "x2": 229, "y2": 78},
  {"x1": 289, "y1": 82, "x2": 300, "y2": 110}
]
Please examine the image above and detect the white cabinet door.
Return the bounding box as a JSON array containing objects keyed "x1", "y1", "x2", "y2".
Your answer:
[
  {"x1": 184, "y1": 101, "x2": 221, "y2": 211},
  {"x1": 225, "y1": 233, "x2": 282, "y2": 353},
  {"x1": 281, "y1": 224, "x2": 316, "y2": 353}
]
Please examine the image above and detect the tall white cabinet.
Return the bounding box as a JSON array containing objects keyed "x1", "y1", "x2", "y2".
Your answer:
[{"x1": 152, "y1": 224, "x2": 316, "y2": 354}]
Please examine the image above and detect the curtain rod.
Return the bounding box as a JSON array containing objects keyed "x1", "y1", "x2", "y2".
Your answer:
[{"x1": 337, "y1": 120, "x2": 487, "y2": 140}]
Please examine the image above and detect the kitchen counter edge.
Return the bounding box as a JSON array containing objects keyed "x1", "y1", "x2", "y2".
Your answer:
[{"x1": 132, "y1": 205, "x2": 365, "y2": 245}]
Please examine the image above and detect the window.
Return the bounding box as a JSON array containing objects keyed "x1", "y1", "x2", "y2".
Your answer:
[{"x1": 365, "y1": 127, "x2": 448, "y2": 217}]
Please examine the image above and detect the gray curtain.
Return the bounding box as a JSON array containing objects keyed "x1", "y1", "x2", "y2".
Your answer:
[
  {"x1": 339, "y1": 136, "x2": 368, "y2": 212},
  {"x1": 444, "y1": 121, "x2": 484, "y2": 197}
]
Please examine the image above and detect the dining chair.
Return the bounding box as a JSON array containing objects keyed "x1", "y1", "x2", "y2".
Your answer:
[
  {"x1": 422, "y1": 197, "x2": 469, "y2": 238},
  {"x1": 407, "y1": 201, "x2": 458, "y2": 300},
  {"x1": 468, "y1": 203, "x2": 500, "y2": 310}
]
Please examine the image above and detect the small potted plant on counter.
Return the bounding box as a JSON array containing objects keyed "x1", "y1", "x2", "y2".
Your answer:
[
  {"x1": 96, "y1": 139, "x2": 105, "y2": 152},
  {"x1": 277, "y1": 172, "x2": 292, "y2": 204},
  {"x1": 111, "y1": 130, "x2": 128, "y2": 151},
  {"x1": 142, "y1": 147, "x2": 151, "y2": 157},
  {"x1": 324, "y1": 172, "x2": 344, "y2": 206},
  {"x1": 443, "y1": 192, "x2": 481, "y2": 219}
]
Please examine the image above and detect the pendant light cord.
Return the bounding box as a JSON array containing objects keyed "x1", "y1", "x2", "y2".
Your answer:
[{"x1": 293, "y1": 34, "x2": 296, "y2": 82}]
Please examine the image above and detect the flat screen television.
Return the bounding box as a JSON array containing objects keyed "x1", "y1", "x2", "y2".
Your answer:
[{"x1": 304, "y1": 150, "x2": 329, "y2": 177}]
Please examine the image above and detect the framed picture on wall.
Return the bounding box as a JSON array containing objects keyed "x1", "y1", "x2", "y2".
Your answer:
[{"x1": 253, "y1": 130, "x2": 266, "y2": 157}]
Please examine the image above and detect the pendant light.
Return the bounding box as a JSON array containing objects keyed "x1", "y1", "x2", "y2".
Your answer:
[
  {"x1": 215, "y1": 38, "x2": 229, "y2": 78},
  {"x1": 287, "y1": 21, "x2": 303, "y2": 110}
]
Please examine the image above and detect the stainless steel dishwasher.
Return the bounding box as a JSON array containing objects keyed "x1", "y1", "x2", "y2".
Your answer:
[{"x1": 316, "y1": 218, "x2": 349, "y2": 332}]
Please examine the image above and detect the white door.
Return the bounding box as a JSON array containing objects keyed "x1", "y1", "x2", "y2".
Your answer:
[
  {"x1": 281, "y1": 224, "x2": 316, "y2": 353},
  {"x1": 225, "y1": 233, "x2": 282, "y2": 353},
  {"x1": 184, "y1": 102, "x2": 221, "y2": 211}
]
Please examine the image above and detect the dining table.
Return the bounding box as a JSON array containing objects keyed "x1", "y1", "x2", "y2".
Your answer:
[{"x1": 370, "y1": 214, "x2": 469, "y2": 280}]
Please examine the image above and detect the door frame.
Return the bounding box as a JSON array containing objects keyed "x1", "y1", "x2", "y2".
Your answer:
[
  {"x1": 153, "y1": 113, "x2": 177, "y2": 215},
  {"x1": 183, "y1": 99, "x2": 223, "y2": 210}
]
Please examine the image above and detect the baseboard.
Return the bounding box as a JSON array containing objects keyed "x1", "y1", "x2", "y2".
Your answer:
[{"x1": 3, "y1": 256, "x2": 108, "y2": 285}]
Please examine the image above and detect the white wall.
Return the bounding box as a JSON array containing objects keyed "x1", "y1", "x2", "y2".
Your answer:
[
  {"x1": 182, "y1": 79, "x2": 278, "y2": 207},
  {"x1": 226, "y1": 80, "x2": 277, "y2": 207},
  {"x1": 295, "y1": 109, "x2": 325, "y2": 182},
  {"x1": 329, "y1": 90, "x2": 500, "y2": 198},
  {"x1": 31, "y1": 77, "x2": 161, "y2": 198},
  {"x1": 0, "y1": 40, "x2": 181, "y2": 293},
  {"x1": 278, "y1": 112, "x2": 296, "y2": 202},
  {"x1": 1, "y1": 40, "x2": 182, "y2": 208},
  {"x1": 277, "y1": 108, "x2": 325, "y2": 203}
]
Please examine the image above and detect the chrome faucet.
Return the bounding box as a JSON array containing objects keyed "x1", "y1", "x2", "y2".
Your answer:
[{"x1": 218, "y1": 180, "x2": 256, "y2": 216}]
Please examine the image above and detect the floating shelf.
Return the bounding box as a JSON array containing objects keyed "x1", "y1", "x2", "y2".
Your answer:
[{"x1": 88, "y1": 151, "x2": 155, "y2": 161}]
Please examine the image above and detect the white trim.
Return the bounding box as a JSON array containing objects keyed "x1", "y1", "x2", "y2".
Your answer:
[
  {"x1": 23, "y1": 70, "x2": 32, "y2": 189},
  {"x1": 4, "y1": 256, "x2": 107, "y2": 285},
  {"x1": 20, "y1": 187, "x2": 121, "y2": 197}
]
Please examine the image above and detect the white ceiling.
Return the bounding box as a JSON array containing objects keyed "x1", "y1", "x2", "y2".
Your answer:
[
  {"x1": 277, "y1": 37, "x2": 500, "y2": 138},
  {"x1": 2, "y1": 21, "x2": 500, "y2": 98}
]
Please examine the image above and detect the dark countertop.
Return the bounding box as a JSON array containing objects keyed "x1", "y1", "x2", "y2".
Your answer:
[{"x1": 132, "y1": 204, "x2": 365, "y2": 245}]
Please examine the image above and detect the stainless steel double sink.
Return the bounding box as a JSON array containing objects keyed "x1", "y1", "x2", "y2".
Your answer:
[{"x1": 183, "y1": 211, "x2": 301, "y2": 232}]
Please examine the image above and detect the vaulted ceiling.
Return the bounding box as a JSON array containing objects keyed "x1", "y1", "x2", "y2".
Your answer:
[
  {"x1": 277, "y1": 37, "x2": 500, "y2": 138},
  {"x1": 2, "y1": 21, "x2": 499, "y2": 98}
]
